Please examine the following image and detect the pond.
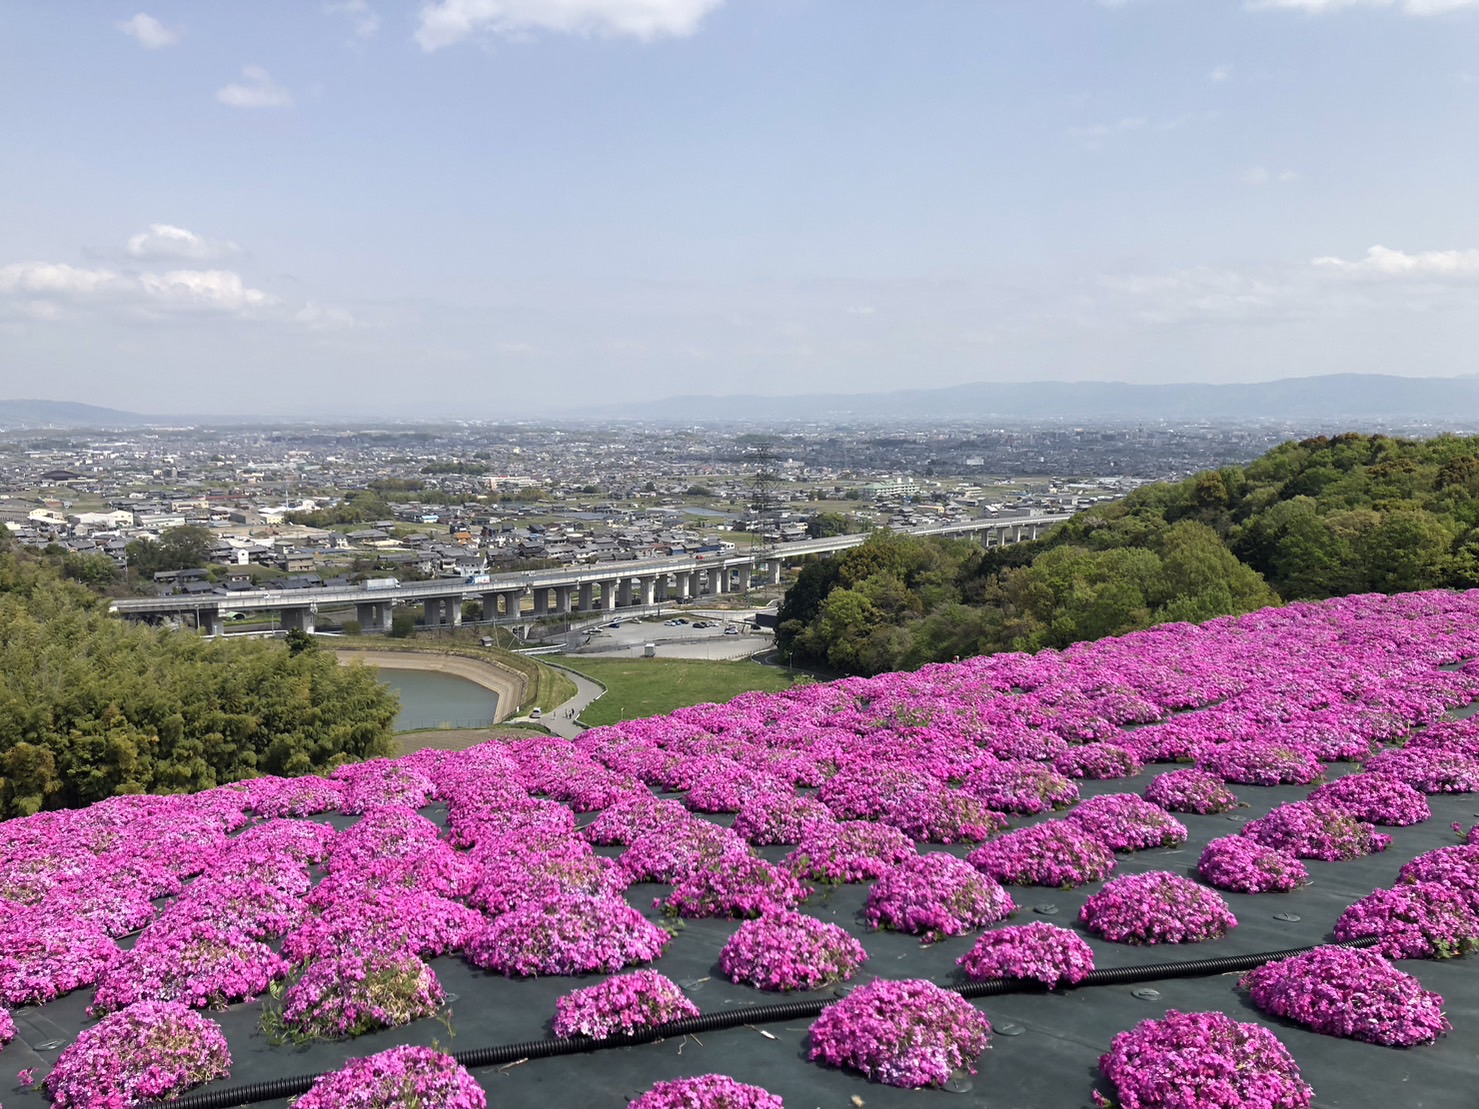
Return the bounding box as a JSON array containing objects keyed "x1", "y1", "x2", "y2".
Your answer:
[{"x1": 372, "y1": 667, "x2": 501, "y2": 733}]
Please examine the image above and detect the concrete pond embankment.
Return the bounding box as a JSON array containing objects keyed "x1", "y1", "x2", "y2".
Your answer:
[{"x1": 333, "y1": 649, "x2": 526, "y2": 724}]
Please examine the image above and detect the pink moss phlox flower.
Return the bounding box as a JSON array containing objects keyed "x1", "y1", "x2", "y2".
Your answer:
[
  {"x1": 961, "y1": 760, "x2": 1079, "y2": 814},
  {"x1": 1080, "y1": 871, "x2": 1237, "y2": 944},
  {"x1": 718, "y1": 910, "x2": 868, "y2": 992},
  {"x1": 159, "y1": 875, "x2": 307, "y2": 940},
  {"x1": 1098, "y1": 1009, "x2": 1313, "y2": 1109},
  {"x1": 466, "y1": 894, "x2": 670, "y2": 976},
  {"x1": 283, "y1": 888, "x2": 483, "y2": 963},
  {"x1": 865, "y1": 853, "x2": 1015, "y2": 942},
  {"x1": 1143, "y1": 768, "x2": 1240, "y2": 814},
  {"x1": 90, "y1": 919, "x2": 288, "y2": 1014},
  {"x1": 629, "y1": 1074, "x2": 783, "y2": 1109},
  {"x1": 468, "y1": 843, "x2": 627, "y2": 916},
  {"x1": 44, "y1": 1001, "x2": 231, "y2": 1108},
  {"x1": 621, "y1": 820, "x2": 753, "y2": 883},
  {"x1": 1307, "y1": 774, "x2": 1431, "y2": 826},
  {"x1": 0, "y1": 1005, "x2": 13, "y2": 1048},
  {"x1": 1054, "y1": 743, "x2": 1143, "y2": 781},
  {"x1": 817, "y1": 766, "x2": 939, "y2": 820},
  {"x1": 583, "y1": 797, "x2": 690, "y2": 846},
  {"x1": 660, "y1": 854, "x2": 809, "y2": 919},
  {"x1": 1241, "y1": 801, "x2": 1391, "y2": 861},
  {"x1": 1364, "y1": 746, "x2": 1479, "y2": 793},
  {"x1": 784, "y1": 820, "x2": 916, "y2": 884},
  {"x1": 956, "y1": 921, "x2": 1096, "y2": 987},
  {"x1": 1333, "y1": 882, "x2": 1479, "y2": 959},
  {"x1": 1197, "y1": 836, "x2": 1309, "y2": 894},
  {"x1": 1068, "y1": 793, "x2": 1188, "y2": 852},
  {"x1": 807, "y1": 977, "x2": 991, "y2": 1089},
  {"x1": 1398, "y1": 844, "x2": 1479, "y2": 910},
  {"x1": 275, "y1": 950, "x2": 445, "y2": 1040},
  {"x1": 551, "y1": 969, "x2": 700, "y2": 1040},
  {"x1": 684, "y1": 765, "x2": 787, "y2": 814},
  {"x1": 0, "y1": 910, "x2": 120, "y2": 1006},
  {"x1": 1241, "y1": 946, "x2": 1450, "y2": 1047},
  {"x1": 966, "y1": 820, "x2": 1116, "y2": 889},
  {"x1": 241, "y1": 775, "x2": 345, "y2": 818},
  {"x1": 332, "y1": 760, "x2": 436, "y2": 814},
  {"x1": 292, "y1": 1045, "x2": 486, "y2": 1109},
  {"x1": 1196, "y1": 740, "x2": 1326, "y2": 787},
  {"x1": 876, "y1": 789, "x2": 1008, "y2": 844},
  {"x1": 732, "y1": 791, "x2": 836, "y2": 846}
]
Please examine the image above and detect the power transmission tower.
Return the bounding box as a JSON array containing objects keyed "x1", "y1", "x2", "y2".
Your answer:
[{"x1": 749, "y1": 442, "x2": 781, "y2": 560}]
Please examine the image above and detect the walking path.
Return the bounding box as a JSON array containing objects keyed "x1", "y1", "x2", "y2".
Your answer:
[{"x1": 517, "y1": 664, "x2": 606, "y2": 738}]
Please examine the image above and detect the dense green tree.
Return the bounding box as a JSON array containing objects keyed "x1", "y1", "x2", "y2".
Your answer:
[{"x1": 125, "y1": 525, "x2": 215, "y2": 576}]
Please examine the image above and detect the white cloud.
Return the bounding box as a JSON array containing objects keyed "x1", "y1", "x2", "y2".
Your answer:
[
  {"x1": 1249, "y1": 0, "x2": 1479, "y2": 14},
  {"x1": 0, "y1": 262, "x2": 125, "y2": 297},
  {"x1": 415, "y1": 0, "x2": 726, "y2": 50},
  {"x1": 1209, "y1": 63, "x2": 1235, "y2": 82},
  {"x1": 117, "y1": 12, "x2": 181, "y2": 49},
  {"x1": 137, "y1": 270, "x2": 277, "y2": 312},
  {"x1": 327, "y1": 0, "x2": 381, "y2": 39},
  {"x1": 1313, "y1": 244, "x2": 1479, "y2": 277},
  {"x1": 216, "y1": 66, "x2": 294, "y2": 109},
  {"x1": 1069, "y1": 116, "x2": 1148, "y2": 148},
  {"x1": 1240, "y1": 166, "x2": 1301, "y2": 185},
  {"x1": 0, "y1": 259, "x2": 292, "y2": 321},
  {"x1": 126, "y1": 224, "x2": 241, "y2": 262},
  {"x1": 295, "y1": 302, "x2": 358, "y2": 330}
]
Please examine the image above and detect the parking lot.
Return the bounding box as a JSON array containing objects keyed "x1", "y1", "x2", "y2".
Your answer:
[{"x1": 570, "y1": 610, "x2": 774, "y2": 660}]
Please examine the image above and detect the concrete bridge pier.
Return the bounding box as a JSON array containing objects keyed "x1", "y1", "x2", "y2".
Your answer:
[
  {"x1": 281, "y1": 606, "x2": 316, "y2": 634},
  {"x1": 617, "y1": 578, "x2": 633, "y2": 607},
  {"x1": 578, "y1": 582, "x2": 595, "y2": 612},
  {"x1": 600, "y1": 579, "x2": 619, "y2": 612},
  {"x1": 639, "y1": 575, "x2": 657, "y2": 607},
  {"x1": 764, "y1": 560, "x2": 782, "y2": 585},
  {"x1": 197, "y1": 608, "x2": 225, "y2": 637},
  {"x1": 501, "y1": 589, "x2": 525, "y2": 618},
  {"x1": 667, "y1": 573, "x2": 685, "y2": 602},
  {"x1": 532, "y1": 588, "x2": 548, "y2": 617},
  {"x1": 357, "y1": 600, "x2": 393, "y2": 634},
  {"x1": 553, "y1": 586, "x2": 572, "y2": 615}
]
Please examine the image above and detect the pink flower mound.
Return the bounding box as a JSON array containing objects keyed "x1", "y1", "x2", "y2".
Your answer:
[
  {"x1": 1398, "y1": 844, "x2": 1479, "y2": 909},
  {"x1": 583, "y1": 797, "x2": 690, "y2": 845},
  {"x1": 0, "y1": 1004, "x2": 13, "y2": 1047},
  {"x1": 660, "y1": 855, "x2": 809, "y2": 919},
  {"x1": 1364, "y1": 747, "x2": 1479, "y2": 793},
  {"x1": 1241, "y1": 801, "x2": 1392, "y2": 861},
  {"x1": 91, "y1": 918, "x2": 289, "y2": 1014},
  {"x1": 1054, "y1": 744, "x2": 1143, "y2": 780},
  {"x1": 1080, "y1": 871, "x2": 1237, "y2": 944},
  {"x1": 1198, "y1": 837, "x2": 1309, "y2": 894},
  {"x1": 629, "y1": 1074, "x2": 784, "y2": 1109},
  {"x1": 962, "y1": 760, "x2": 1079, "y2": 814},
  {"x1": 1197, "y1": 740, "x2": 1325, "y2": 786},
  {"x1": 243, "y1": 775, "x2": 345, "y2": 818},
  {"x1": 718, "y1": 911, "x2": 868, "y2": 992},
  {"x1": 877, "y1": 789, "x2": 1008, "y2": 844},
  {"x1": 621, "y1": 821, "x2": 752, "y2": 883},
  {"x1": 865, "y1": 853, "x2": 1015, "y2": 942},
  {"x1": 1068, "y1": 793, "x2": 1188, "y2": 852},
  {"x1": 293, "y1": 1045, "x2": 486, "y2": 1109},
  {"x1": 1241, "y1": 946, "x2": 1450, "y2": 1047},
  {"x1": 966, "y1": 821, "x2": 1116, "y2": 889},
  {"x1": 272, "y1": 952, "x2": 444, "y2": 1040},
  {"x1": 1143, "y1": 768, "x2": 1240, "y2": 814},
  {"x1": 785, "y1": 820, "x2": 916, "y2": 883},
  {"x1": 956, "y1": 922, "x2": 1095, "y2": 988},
  {"x1": 283, "y1": 890, "x2": 483, "y2": 963},
  {"x1": 552, "y1": 970, "x2": 700, "y2": 1039},
  {"x1": 807, "y1": 978, "x2": 991, "y2": 1089},
  {"x1": 45, "y1": 1001, "x2": 231, "y2": 1108},
  {"x1": 1307, "y1": 774, "x2": 1431, "y2": 826},
  {"x1": 732, "y1": 792, "x2": 835, "y2": 845},
  {"x1": 333, "y1": 761, "x2": 436, "y2": 814},
  {"x1": 1097, "y1": 1009, "x2": 1313, "y2": 1109},
  {"x1": 818, "y1": 766, "x2": 937, "y2": 819},
  {"x1": 468, "y1": 847, "x2": 627, "y2": 916},
  {"x1": 0, "y1": 913, "x2": 120, "y2": 1005},
  {"x1": 466, "y1": 895, "x2": 669, "y2": 976},
  {"x1": 1332, "y1": 883, "x2": 1479, "y2": 960}
]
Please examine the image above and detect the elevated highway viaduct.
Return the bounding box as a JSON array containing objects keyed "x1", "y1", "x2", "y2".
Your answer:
[{"x1": 109, "y1": 514, "x2": 1071, "y2": 636}]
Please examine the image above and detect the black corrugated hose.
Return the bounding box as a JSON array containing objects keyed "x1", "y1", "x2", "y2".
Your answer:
[{"x1": 160, "y1": 935, "x2": 1380, "y2": 1109}]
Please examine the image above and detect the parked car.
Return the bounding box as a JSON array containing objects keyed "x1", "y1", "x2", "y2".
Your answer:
[{"x1": 724, "y1": 626, "x2": 739, "y2": 635}]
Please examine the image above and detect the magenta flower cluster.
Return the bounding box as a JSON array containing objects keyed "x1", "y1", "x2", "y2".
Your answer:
[
  {"x1": 1080, "y1": 871, "x2": 1238, "y2": 944},
  {"x1": 1241, "y1": 946, "x2": 1450, "y2": 1047},
  {"x1": 44, "y1": 1000, "x2": 232, "y2": 1107},
  {"x1": 1307, "y1": 774, "x2": 1432, "y2": 826},
  {"x1": 967, "y1": 821, "x2": 1116, "y2": 889},
  {"x1": 271, "y1": 951, "x2": 445, "y2": 1040},
  {"x1": 552, "y1": 970, "x2": 700, "y2": 1039},
  {"x1": 962, "y1": 760, "x2": 1079, "y2": 814},
  {"x1": 1197, "y1": 836, "x2": 1309, "y2": 894},
  {"x1": 718, "y1": 910, "x2": 868, "y2": 992},
  {"x1": 628, "y1": 1074, "x2": 784, "y2": 1109},
  {"x1": 864, "y1": 852, "x2": 1015, "y2": 942},
  {"x1": 956, "y1": 922, "x2": 1096, "y2": 987},
  {"x1": 1054, "y1": 743, "x2": 1143, "y2": 780},
  {"x1": 659, "y1": 854, "x2": 809, "y2": 919},
  {"x1": 784, "y1": 819, "x2": 916, "y2": 883},
  {"x1": 1332, "y1": 883, "x2": 1479, "y2": 960},
  {"x1": 807, "y1": 977, "x2": 991, "y2": 1089},
  {"x1": 1242, "y1": 801, "x2": 1392, "y2": 861},
  {"x1": 1143, "y1": 768, "x2": 1240, "y2": 814},
  {"x1": 1097, "y1": 1009, "x2": 1313, "y2": 1109},
  {"x1": 1197, "y1": 740, "x2": 1326, "y2": 787},
  {"x1": 466, "y1": 894, "x2": 670, "y2": 976},
  {"x1": 1068, "y1": 793, "x2": 1189, "y2": 852},
  {"x1": 292, "y1": 1045, "x2": 487, "y2": 1109}
]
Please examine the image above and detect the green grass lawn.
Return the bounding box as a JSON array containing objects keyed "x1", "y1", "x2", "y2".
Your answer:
[{"x1": 558, "y1": 656, "x2": 806, "y2": 726}]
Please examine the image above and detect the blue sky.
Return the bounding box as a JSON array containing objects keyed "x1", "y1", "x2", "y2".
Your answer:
[{"x1": 3, "y1": 0, "x2": 1479, "y2": 417}]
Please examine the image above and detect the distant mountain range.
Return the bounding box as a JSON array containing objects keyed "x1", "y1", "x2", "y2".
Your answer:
[
  {"x1": 580, "y1": 373, "x2": 1479, "y2": 423},
  {"x1": 5, "y1": 373, "x2": 1479, "y2": 428}
]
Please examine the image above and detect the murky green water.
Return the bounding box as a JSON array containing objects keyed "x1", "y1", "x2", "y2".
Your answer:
[{"x1": 372, "y1": 668, "x2": 500, "y2": 733}]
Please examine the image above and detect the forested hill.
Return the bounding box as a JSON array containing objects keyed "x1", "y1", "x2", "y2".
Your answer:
[
  {"x1": 778, "y1": 432, "x2": 1479, "y2": 676},
  {"x1": 0, "y1": 533, "x2": 396, "y2": 819}
]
